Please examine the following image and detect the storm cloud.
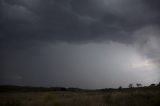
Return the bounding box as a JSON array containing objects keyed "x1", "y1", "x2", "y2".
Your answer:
[
  {"x1": 1, "y1": 0, "x2": 160, "y2": 43},
  {"x1": 0, "y1": 0, "x2": 160, "y2": 88}
]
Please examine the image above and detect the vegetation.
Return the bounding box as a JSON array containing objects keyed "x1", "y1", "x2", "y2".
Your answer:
[{"x1": 0, "y1": 85, "x2": 160, "y2": 106}]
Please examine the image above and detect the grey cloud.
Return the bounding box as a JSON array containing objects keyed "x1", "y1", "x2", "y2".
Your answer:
[
  {"x1": 133, "y1": 26, "x2": 160, "y2": 68},
  {"x1": 1, "y1": 0, "x2": 90, "y2": 42},
  {"x1": 2, "y1": 0, "x2": 159, "y2": 44}
]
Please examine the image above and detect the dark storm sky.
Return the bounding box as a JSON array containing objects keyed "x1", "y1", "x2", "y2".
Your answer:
[{"x1": 0, "y1": 0, "x2": 160, "y2": 88}]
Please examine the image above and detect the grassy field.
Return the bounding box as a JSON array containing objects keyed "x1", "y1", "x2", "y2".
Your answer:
[{"x1": 0, "y1": 87, "x2": 160, "y2": 106}]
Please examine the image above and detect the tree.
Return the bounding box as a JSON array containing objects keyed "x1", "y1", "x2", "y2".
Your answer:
[
  {"x1": 150, "y1": 84, "x2": 156, "y2": 87},
  {"x1": 118, "y1": 86, "x2": 122, "y2": 90},
  {"x1": 128, "y1": 84, "x2": 133, "y2": 88},
  {"x1": 136, "y1": 83, "x2": 142, "y2": 88}
]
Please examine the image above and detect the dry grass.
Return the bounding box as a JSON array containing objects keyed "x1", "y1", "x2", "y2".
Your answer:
[{"x1": 0, "y1": 89, "x2": 160, "y2": 106}]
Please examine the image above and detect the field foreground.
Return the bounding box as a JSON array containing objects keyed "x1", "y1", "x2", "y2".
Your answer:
[{"x1": 0, "y1": 88, "x2": 160, "y2": 106}]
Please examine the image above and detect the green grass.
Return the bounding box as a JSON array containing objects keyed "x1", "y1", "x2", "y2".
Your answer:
[{"x1": 0, "y1": 88, "x2": 160, "y2": 106}]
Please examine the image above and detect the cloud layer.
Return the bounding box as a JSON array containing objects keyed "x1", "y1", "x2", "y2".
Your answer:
[{"x1": 1, "y1": 0, "x2": 160, "y2": 43}]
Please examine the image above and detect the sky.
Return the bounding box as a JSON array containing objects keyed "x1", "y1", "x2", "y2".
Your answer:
[{"x1": 0, "y1": 0, "x2": 160, "y2": 89}]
